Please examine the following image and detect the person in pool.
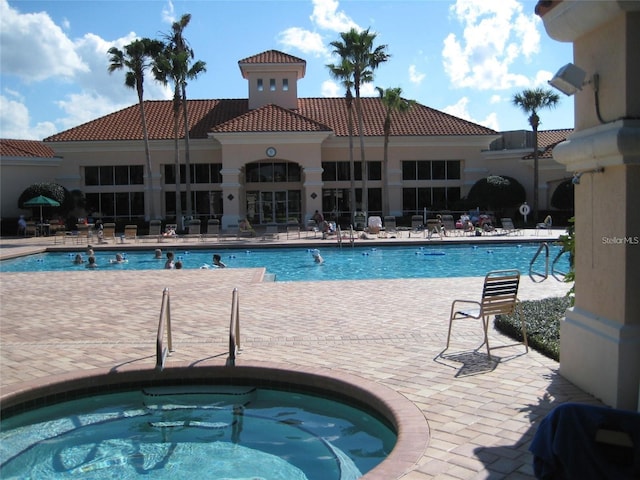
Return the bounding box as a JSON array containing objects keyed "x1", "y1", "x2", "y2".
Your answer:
[
  {"x1": 312, "y1": 249, "x2": 324, "y2": 264},
  {"x1": 164, "y1": 252, "x2": 175, "y2": 269},
  {"x1": 110, "y1": 253, "x2": 126, "y2": 264},
  {"x1": 154, "y1": 248, "x2": 163, "y2": 259},
  {"x1": 85, "y1": 256, "x2": 98, "y2": 269},
  {"x1": 212, "y1": 254, "x2": 226, "y2": 268}
]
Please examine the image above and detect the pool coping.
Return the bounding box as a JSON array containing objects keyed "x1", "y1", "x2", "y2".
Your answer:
[{"x1": 0, "y1": 361, "x2": 430, "y2": 480}]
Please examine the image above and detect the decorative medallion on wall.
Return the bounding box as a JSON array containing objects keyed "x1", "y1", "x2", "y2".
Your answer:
[
  {"x1": 310, "y1": 192, "x2": 317, "y2": 199},
  {"x1": 266, "y1": 147, "x2": 277, "y2": 158},
  {"x1": 227, "y1": 194, "x2": 234, "y2": 201}
]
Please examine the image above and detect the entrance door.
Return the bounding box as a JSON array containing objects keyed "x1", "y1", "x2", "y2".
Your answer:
[{"x1": 248, "y1": 190, "x2": 301, "y2": 224}]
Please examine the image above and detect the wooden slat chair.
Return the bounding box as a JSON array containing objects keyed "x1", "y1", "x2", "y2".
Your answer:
[
  {"x1": 445, "y1": 269, "x2": 528, "y2": 359},
  {"x1": 184, "y1": 219, "x2": 202, "y2": 241},
  {"x1": 100, "y1": 223, "x2": 116, "y2": 243}
]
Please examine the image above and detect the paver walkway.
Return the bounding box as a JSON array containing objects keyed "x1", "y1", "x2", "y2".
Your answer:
[{"x1": 0, "y1": 231, "x2": 601, "y2": 479}]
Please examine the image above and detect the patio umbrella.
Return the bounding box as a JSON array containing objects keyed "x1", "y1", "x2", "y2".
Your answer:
[{"x1": 23, "y1": 195, "x2": 61, "y2": 223}]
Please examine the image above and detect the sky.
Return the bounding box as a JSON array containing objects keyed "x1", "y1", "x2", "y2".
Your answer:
[{"x1": 0, "y1": 0, "x2": 576, "y2": 141}]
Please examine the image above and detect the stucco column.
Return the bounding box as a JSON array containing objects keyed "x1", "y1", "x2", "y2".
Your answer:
[
  {"x1": 220, "y1": 167, "x2": 242, "y2": 230},
  {"x1": 387, "y1": 167, "x2": 403, "y2": 217},
  {"x1": 539, "y1": 2, "x2": 640, "y2": 410},
  {"x1": 303, "y1": 166, "x2": 323, "y2": 223}
]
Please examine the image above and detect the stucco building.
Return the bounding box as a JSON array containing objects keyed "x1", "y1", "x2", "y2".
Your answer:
[{"x1": 2, "y1": 50, "x2": 571, "y2": 230}]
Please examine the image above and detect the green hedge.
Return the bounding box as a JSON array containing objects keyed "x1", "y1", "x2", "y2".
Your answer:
[{"x1": 494, "y1": 296, "x2": 571, "y2": 361}]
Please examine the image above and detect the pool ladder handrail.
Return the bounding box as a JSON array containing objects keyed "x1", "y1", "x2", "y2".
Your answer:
[
  {"x1": 227, "y1": 287, "x2": 240, "y2": 366},
  {"x1": 529, "y1": 242, "x2": 568, "y2": 282},
  {"x1": 156, "y1": 287, "x2": 173, "y2": 371}
]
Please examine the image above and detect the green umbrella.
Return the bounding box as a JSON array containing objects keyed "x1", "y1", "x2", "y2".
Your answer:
[{"x1": 24, "y1": 195, "x2": 61, "y2": 223}]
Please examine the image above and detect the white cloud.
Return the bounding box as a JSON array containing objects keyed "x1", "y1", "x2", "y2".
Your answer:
[
  {"x1": 162, "y1": 0, "x2": 175, "y2": 24},
  {"x1": 278, "y1": 27, "x2": 327, "y2": 57},
  {"x1": 0, "y1": 95, "x2": 57, "y2": 140},
  {"x1": 0, "y1": 0, "x2": 89, "y2": 82},
  {"x1": 443, "y1": 96, "x2": 500, "y2": 131},
  {"x1": 310, "y1": 0, "x2": 359, "y2": 32},
  {"x1": 490, "y1": 94, "x2": 502, "y2": 104},
  {"x1": 442, "y1": 0, "x2": 541, "y2": 90},
  {"x1": 408, "y1": 65, "x2": 426, "y2": 85},
  {"x1": 321, "y1": 80, "x2": 342, "y2": 97}
]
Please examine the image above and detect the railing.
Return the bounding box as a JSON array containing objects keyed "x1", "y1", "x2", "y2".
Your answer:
[
  {"x1": 529, "y1": 242, "x2": 550, "y2": 282},
  {"x1": 227, "y1": 288, "x2": 240, "y2": 366},
  {"x1": 551, "y1": 249, "x2": 569, "y2": 281},
  {"x1": 156, "y1": 287, "x2": 173, "y2": 371}
]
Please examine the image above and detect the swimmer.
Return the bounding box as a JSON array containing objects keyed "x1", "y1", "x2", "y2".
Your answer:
[
  {"x1": 73, "y1": 253, "x2": 85, "y2": 264},
  {"x1": 154, "y1": 248, "x2": 162, "y2": 259},
  {"x1": 110, "y1": 253, "x2": 127, "y2": 264},
  {"x1": 311, "y1": 249, "x2": 324, "y2": 264},
  {"x1": 165, "y1": 252, "x2": 175, "y2": 269},
  {"x1": 213, "y1": 254, "x2": 226, "y2": 268},
  {"x1": 85, "y1": 256, "x2": 98, "y2": 269}
]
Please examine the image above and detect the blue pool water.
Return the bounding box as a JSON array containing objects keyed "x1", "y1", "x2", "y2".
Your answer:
[
  {"x1": 0, "y1": 386, "x2": 395, "y2": 479},
  {"x1": 0, "y1": 243, "x2": 569, "y2": 282}
]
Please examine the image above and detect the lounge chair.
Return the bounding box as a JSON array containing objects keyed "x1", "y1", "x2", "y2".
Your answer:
[
  {"x1": 142, "y1": 220, "x2": 162, "y2": 242},
  {"x1": 410, "y1": 215, "x2": 424, "y2": 237},
  {"x1": 184, "y1": 219, "x2": 202, "y2": 241},
  {"x1": 306, "y1": 219, "x2": 319, "y2": 238},
  {"x1": 536, "y1": 215, "x2": 553, "y2": 235},
  {"x1": 439, "y1": 215, "x2": 459, "y2": 236},
  {"x1": 263, "y1": 224, "x2": 279, "y2": 240},
  {"x1": 367, "y1": 216, "x2": 382, "y2": 236},
  {"x1": 100, "y1": 223, "x2": 116, "y2": 243},
  {"x1": 24, "y1": 221, "x2": 37, "y2": 237},
  {"x1": 445, "y1": 269, "x2": 528, "y2": 359},
  {"x1": 75, "y1": 224, "x2": 91, "y2": 244},
  {"x1": 500, "y1": 218, "x2": 521, "y2": 236},
  {"x1": 123, "y1": 225, "x2": 138, "y2": 243},
  {"x1": 201, "y1": 219, "x2": 220, "y2": 242},
  {"x1": 383, "y1": 216, "x2": 398, "y2": 238},
  {"x1": 286, "y1": 219, "x2": 300, "y2": 239},
  {"x1": 238, "y1": 219, "x2": 255, "y2": 237}
]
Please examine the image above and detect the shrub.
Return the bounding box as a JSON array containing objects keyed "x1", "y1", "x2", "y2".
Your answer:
[{"x1": 494, "y1": 296, "x2": 572, "y2": 361}]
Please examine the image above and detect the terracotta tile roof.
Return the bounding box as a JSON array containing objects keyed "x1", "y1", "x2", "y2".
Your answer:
[
  {"x1": 44, "y1": 97, "x2": 497, "y2": 143},
  {"x1": 0, "y1": 139, "x2": 55, "y2": 157},
  {"x1": 523, "y1": 128, "x2": 573, "y2": 159},
  {"x1": 238, "y1": 50, "x2": 306, "y2": 66},
  {"x1": 213, "y1": 104, "x2": 332, "y2": 133}
]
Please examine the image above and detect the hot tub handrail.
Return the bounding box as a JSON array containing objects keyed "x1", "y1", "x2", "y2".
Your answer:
[
  {"x1": 156, "y1": 287, "x2": 173, "y2": 371},
  {"x1": 228, "y1": 288, "x2": 240, "y2": 366},
  {"x1": 529, "y1": 242, "x2": 549, "y2": 282}
]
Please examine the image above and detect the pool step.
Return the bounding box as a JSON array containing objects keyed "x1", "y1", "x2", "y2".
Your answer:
[{"x1": 142, "y1": 385, "x2": 257, "y2": 411}]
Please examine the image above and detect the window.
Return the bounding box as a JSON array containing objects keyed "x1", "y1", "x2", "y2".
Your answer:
[
  {"x1": 164, "y1": 163, "x2": 222, "y2": 184},
  {"x1": 322, "y1": 161, "x2": 380, "y2": 181},
  {"x1": 257, "y1": 78, "x2": 263, "y2": 92},
  {"x1": 245, "y1": 162, "x2": 301, "y2": 183},
  {"x1": 85, "y1": 166, "x2": 143, "y2": 186},
  {"x1": 85, "y1": 192, "x2": 144, "y2": 219},
  {"x1": 401, "y1": 160, "x2": 461, "y2": 180},
  {"x1": 282, "y1": 78, "x2": 289, "y2": 91},
  {"x1": 270, "y1": 79, "x2": 276, "y2": 91},
  {"x1": 402, "y1": 186, "x2": 461, "y2": 213}
]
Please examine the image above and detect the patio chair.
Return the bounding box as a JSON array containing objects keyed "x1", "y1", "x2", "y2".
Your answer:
[
  {"x1": 263, "y1": 223, "x2": 279, "y2": 240},
  {"x1": 238, "y1": 218, "x2": 255, "y2": 237},
  {"x1": 101, "y1": 223, "x2": 116, "y2": 243},
  {"x1": 410, "y1": 215, "x2": 424, "y2": 237},
  {"x1": 500, "y1": 218, "x2": 521, "y2": 236},
  {"x1": 439, "y1": 215, "x2": 458, "y2": 236},
  {"x1": 184, "y1": 219, "x2": 202, "y2": 241},
  {"x1": 201, "y1": 219, "x2": 220, "y2": 242},
  {"x1": 142, "y1": 219, "x2": 162, "y2": 242},
  {"x1": 445, "y1": 269, "x2": 528, "y2": 359},
  {"x1": 75, "y1": 224, "x2": 91, "y2": 244},
  {"x1": 123, "y1": 225, "x2": 138, "y2": 243},
  {"x1": 25, "y1": 221, "x2": 37, "y2": 237},
  {"x1": 286, "y1": 219, "x2": 300, "y2": 239},
  {"x1": 383, "y1": 216, "x2": 398, "y2": 237}
]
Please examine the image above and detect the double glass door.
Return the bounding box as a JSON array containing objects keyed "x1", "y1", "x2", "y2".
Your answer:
[{"x1": 246, "y1": 190, "x2": 301, "y2": 224}]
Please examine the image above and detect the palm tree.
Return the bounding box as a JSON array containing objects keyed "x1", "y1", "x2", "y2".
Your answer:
[
  {"x1": 376, "y1": 86, "x2": 414, "y2": 216},
  {"x1": 152, "y1": 49, "x2": 187, "y2": 223},
  {"x1": 512, "y1": 87, "x2": 560, "y2": 223},
  {"x1": 327, "y1": 58, "x2": 355, "y2": 219},
  {"x1": 164, "y1": 13, "x2": 206, "y2": 219},
  {"x1": 108, "y1": 38, "x2": 164, "y2": 220},
  {"x1": 329, "y1": 27, "x2": 390, "y2": 215}
]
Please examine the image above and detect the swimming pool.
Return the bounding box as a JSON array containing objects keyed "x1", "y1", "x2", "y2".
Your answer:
[
  {"x1": 0, "y1": 243, "x2": 568, "y2": 282},
  {"x1": 0, "y1": 385, "x2": 395, "y2": 479}
]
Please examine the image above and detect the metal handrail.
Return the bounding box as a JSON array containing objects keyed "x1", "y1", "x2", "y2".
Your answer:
[
  {"x1": 551, "y1": 249, "x2": 569, "y2": 281},
  {"x1": 228, "y1": 288, "x2": 240, "y2": 366},
  {"x1": 156, "y1": 287, "x2": 173, "y2": 371},
  {"x1": 529, "y1": 242, "x2": 549, "y2": 282}
]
